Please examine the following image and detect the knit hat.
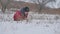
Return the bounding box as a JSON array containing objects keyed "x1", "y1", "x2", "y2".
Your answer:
[
  {"x1": 24, "y1": 7, "x2": 29, "y2": 12},
  {"x1": 21, "y1": 7, "x2": 29, "y2": 16}
]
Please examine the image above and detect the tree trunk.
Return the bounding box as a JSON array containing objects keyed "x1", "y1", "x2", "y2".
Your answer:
[{"x1": 2, "y1": 7, "x2": 6, "y2": 13}]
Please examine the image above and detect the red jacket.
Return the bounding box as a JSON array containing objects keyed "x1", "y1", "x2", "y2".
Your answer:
[{"x1": 13, "y1": 10, "x2": 26, "y2": 21}]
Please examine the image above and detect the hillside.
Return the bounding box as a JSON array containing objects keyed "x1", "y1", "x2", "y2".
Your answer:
[{"x1": 0, "y1": 1, "x2": 60, "y2": 14}]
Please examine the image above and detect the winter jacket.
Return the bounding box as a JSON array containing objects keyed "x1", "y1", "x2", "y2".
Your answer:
[{"x1": 13, "y1": 10, "x2": 27, "y2": 21}]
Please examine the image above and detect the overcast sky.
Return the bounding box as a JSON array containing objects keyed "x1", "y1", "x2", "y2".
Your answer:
[{"x1": 15, "y1": 0, "x2": 60, "y2": 8}]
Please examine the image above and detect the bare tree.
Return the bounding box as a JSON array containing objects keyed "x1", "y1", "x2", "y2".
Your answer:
[
  {"x1": 31, "y1": 0, "x2": 56, "y2": 12},
  {"x1": 0, "y1": 0, "x2": 10, "y2": 13}
]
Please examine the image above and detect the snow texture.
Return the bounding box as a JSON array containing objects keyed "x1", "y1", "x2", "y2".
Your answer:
[{"x1": 0, "y1": 11, "x2": 60, "y2": 34}]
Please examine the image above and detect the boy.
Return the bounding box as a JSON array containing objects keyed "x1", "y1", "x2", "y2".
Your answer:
[{"x1": 13, "y1": 7, "x2": 29, "y2": 21}]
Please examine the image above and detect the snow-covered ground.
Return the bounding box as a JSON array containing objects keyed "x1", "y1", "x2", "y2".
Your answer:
[{"x1": 0, "y1": 11, "x2": 60, "y2": 34}]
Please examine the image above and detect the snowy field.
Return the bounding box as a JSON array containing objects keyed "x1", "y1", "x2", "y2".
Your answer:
[{"x1": 0, "y1": 11, "x2": 60, "y2": 34}]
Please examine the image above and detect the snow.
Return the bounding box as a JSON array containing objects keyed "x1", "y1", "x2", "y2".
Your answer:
[
  {"x1": 0, "y1": 11, "x2": 60, "y2": 34},
  {"x1": 0, "y1": 22, "x2": 60, "y2": 34}
]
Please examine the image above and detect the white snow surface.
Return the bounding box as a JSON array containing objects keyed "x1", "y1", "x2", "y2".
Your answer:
[{"x1": 0, "y1": 11, "x2": 60, "y2": 34}]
